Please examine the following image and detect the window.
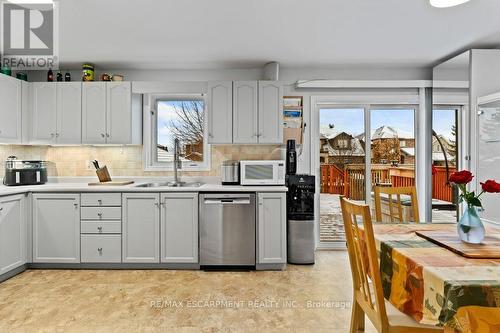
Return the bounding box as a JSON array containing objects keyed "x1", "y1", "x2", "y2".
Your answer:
[
  {"x1": 337, "y1": 139, "x2": 349, "y2": 148},
  {"x1": 145, "y1": 95, "x2": 209, "y2": 171},
  {"x1": 400, "y1": 140, "x2": 406, "y2": 147}
]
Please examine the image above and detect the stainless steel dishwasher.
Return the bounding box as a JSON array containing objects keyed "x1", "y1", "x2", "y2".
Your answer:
[{"x1": 199, "y1": 193, "x2": 255, "y2": 266}]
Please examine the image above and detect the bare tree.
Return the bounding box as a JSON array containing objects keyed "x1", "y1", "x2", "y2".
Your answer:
[{"x1": 158, "y1": 101, "x2": 204, "y2": 145}]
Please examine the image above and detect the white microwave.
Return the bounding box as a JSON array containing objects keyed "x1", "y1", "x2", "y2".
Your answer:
[{"x1": 239, "y1": 160, "x2": 285, "y2": 185}]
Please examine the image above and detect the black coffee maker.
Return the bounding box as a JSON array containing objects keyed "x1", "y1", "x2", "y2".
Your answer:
[{"x1": 286, "y1": 139, "x2": 297, "y2": 176}]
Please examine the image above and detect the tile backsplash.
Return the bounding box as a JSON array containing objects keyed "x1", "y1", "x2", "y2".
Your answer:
[{"x1": 0, "y1": 145, "x2": 282, "y2": 178}]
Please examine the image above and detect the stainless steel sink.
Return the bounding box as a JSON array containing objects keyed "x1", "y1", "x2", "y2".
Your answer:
[{"x1": 135, "y1": 182, "x2": 204, "y2": 188}]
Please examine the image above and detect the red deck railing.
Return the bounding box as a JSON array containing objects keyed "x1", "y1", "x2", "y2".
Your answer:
[{"x1": 320, "y1": 164, "x2": 456, "y2": 203}]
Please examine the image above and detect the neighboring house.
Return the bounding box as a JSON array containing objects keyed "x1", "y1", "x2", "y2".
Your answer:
[
  {"x1": 320, "y1": 131, "x2": 365, "y2": 167},
  {"x1": 369, "y1": 126, "x2": 414, "y2": 165},
  {"x1": 432, "y1": 135, "x2": 456, "y2": 166}
]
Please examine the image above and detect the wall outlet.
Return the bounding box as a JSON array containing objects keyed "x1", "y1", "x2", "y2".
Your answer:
[{"x1": 86, "y1": 160, "x2": 94, "y2": 171}]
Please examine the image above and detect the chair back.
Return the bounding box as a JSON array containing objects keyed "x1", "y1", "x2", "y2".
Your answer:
[
  {"x1": 340, "y1": 196, "x2": 388, "y2": 333},
  {"x1": 373, "y1": 186, "x2": 419, "y2": 223}
]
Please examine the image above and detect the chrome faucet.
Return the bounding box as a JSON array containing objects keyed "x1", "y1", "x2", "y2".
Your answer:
[{"x1": 169, "y1": 138, "x2": 186, "y2": 187}]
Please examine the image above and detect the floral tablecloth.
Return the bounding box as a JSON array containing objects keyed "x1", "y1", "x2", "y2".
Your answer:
[{"x1": 369, "y1": 223, "x2": 500, "y2": 332}]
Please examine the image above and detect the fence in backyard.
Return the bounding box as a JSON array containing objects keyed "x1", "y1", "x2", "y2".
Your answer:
[{"x1": 320, "y1": 164, "x2": 456, "y2": 202}]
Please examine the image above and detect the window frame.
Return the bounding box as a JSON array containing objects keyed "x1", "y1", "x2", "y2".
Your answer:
[{"x1": 143, "y1": 93, "x2": 210, "y2": 171}]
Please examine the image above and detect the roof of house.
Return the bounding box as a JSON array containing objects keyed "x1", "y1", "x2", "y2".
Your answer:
[
  {"x1": 357, "y1": 125, "x2": 414, "y2": 141},
  {"x1": 400, "y1": 147, "x2": 415, "y2": 156},
  {"x1": 323, "y1": 137, "x2": 365, "y2": 157}
]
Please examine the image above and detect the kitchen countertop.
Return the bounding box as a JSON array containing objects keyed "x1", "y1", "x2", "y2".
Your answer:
[{"x1": 0, "y1": 179, "x2": 287, "y2": 197}]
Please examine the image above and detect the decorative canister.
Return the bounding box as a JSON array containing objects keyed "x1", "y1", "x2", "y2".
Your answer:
[
  {"x1": 16, "y1": 72, "x2": 28, "y2": 81},
  {"x1": 111, "y1": 74, "x2": 124, "y2": 81},
  {"x1": 1, "y1": 67, "x2": 12, "y2": 76},
  {"x1": 82, "y1": 63, "x2": 95, "y2": 81}
]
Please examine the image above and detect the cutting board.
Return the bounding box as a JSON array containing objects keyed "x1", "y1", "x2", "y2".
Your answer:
[
  {"x1": 416, "y1": 230, "x2": 500, "y2": 259},
  {"x1": 88, "y1": 180, "x2": 134, "y2": 186}
]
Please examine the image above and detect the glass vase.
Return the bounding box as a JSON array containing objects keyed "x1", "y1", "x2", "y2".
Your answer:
[{"x1": 457, "y1": 205, "x2": 485, "y2": 244}]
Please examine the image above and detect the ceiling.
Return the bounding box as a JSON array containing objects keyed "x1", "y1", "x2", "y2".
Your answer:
[{"x1": 57, "y1": 0, "x2": 500, "y2": 70}]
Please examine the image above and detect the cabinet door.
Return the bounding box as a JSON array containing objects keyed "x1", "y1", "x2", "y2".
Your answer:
[
  {"x1": 56, "y1": 82, "x2": 82, "y2": 144},
  {"x1": 160, "y1": 193, "x2": 198, "y2": 263},
  {"x1": 82, "y1": 82, "x2": 107, "y2": 144},
  {"x1": 33, "y1": 193, "x2": 80, "y2": 263},
  {"x1": 0, "y1": 75, "x2": 22, "y2": 143},
  {"x1": 106, "y1": 82, "x2": 131, "y2": 144},
  {"x1": 207, "y1": 81, "x2": 232, "y2": 143},
  {"x1": 0, "y1": 195, "x2": 26, "y2": 274},
  {"x1": 31, "y1": 82, "x2": 57, "y2": 144},
  {"x1": 257, "y1": 192, "x2": 286, "y2": 264},
  {"x1": 122, "y1": 193, "x2": 160, "y2": 263},
  {"x1": 258, "y1": 81, "x2": 283, "y2": 144},
  {"x1": 233, "y1": 81, "x2": 258, "y2": 143}
]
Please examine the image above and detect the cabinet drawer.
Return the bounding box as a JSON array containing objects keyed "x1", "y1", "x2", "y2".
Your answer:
[
  {"x1": 81, "y1": 193, "x2": 121, "y2": 207},
  {"x1": 81, "y1": 207, "x2": 121, "y2": 220},
  {"x1": 81, "y1": 234, "x2": 121, "y2": 262},
  {"x1": 81, "y1": 221, "x2": 121, "y2": 234}
]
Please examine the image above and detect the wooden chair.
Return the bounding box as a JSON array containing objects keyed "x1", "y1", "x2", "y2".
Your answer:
[
  {"x1": 340, "y1": 196, "x2": 442, "y2": 333},
  {"x1": 373, "y1": 186, "x2": 420, "y2": 223}
]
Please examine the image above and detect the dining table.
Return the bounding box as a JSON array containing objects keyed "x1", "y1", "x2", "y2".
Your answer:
[{"x1": 368, "y1": 222, "x2": 500, "y2": 333}]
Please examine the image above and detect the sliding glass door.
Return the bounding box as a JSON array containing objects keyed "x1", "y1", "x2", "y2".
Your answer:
[
  {"x1": 317, "y1": 105, "x2": 417, "y2": 248},
  {"x1": 432, "y1": 107, "x2": 460, "y2": 222}
]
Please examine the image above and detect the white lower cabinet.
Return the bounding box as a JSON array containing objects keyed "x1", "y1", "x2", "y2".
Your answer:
[
  {"x1": 160, "y1": 193, "x2": 198, "y2": 263},
  {"x1": 122, "y1": 193, "x2": 160, "y2": 263},
  {"x1": 0, "y1": 194, "x2": 27, "y2": 275},
  {"x1": 32, "y1": 193, "x2": 80, "y2": 263},
  {"x1": 257, "y1": 192, "x2": 287, "y2": 264},
  {"x1": 81, "y1": 234, "x2": 121, "y2": 263}
]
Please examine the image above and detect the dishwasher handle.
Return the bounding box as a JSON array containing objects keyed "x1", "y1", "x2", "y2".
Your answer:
[{"x1": 204, "y1": 198, "x2": 251, "y2": 205}]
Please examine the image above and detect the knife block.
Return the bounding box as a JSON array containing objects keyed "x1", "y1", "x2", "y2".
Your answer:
[{"x1": 96, "y1": 166, "x2": 112, "y2": 182}]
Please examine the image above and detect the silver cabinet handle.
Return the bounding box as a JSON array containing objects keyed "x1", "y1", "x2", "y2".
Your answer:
[
  {"x1": 97, "y1": 226, "x2": 103, "y2": 233},
  {"x1": 55, "y1": 133, "x2": 60, "y2": 137},
  {"x1": 154, "y1": 202, "x2": 160, "y2": 208},
  {"x1": 106, "y1": 133, "x2": 110, "y2": 138},
  {"x1": 74, "y1": 203, "x2": 78, "y2": 209},
  {"x1": 51, "y1": 133, "x2": 55, "y2": 137},
  {"x1": 101, "y1": 133, "x2": 105, "y2": 138},
  {"x1": 208, "y1": 133, "x2": 213, "y2": 138},
  {"x1": 97, "y1": 212, "x2": 102, "y2": 218},
  {"x1": 97, "y1": 199, "x2": 102, "y2": 205},
  {"x1": 0, "y1": 207, "x2": 3, "y2": 211},
  {"x1": 97, "y1": 247, "x2": 103, "y2": 255}
]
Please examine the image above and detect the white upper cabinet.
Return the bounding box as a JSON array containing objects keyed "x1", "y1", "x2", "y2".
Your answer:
[
  {"x1": 107, "y1": 82, "x2": 131, "y2": 144},
  {"x1": 233, "y1": 81, "x2": 258, "y2": 144},
  {"x1": 57, "y1": 82, "x2": 82, "y2": 144},
  {"x1": 82, "y1": 82, "x2": 132, "y2": 144},
  {"x1": 31, "y1": 82, "x2": 57, "y2": 143},
  {"x1": 207, "y1": 80, "x2": 283, "y2": 144},
  {"x1": 82, "y1": 82, "x2": 107, "y2": 144},
  {"x1": 0, "y1": 75, "x2": 23, "y2": 143},
  {"x1": 258, "y1": 81, "x2": 283, "y2": 144},
  {"x1": 31, "y1": 82, "x2": 82, "y2": 144},
  {"x1": 207, "y1": 81, "x2": 233, "y2": 144},
  {"x1": 0, "y1": 194, "x2": 26, "y2": 275}
]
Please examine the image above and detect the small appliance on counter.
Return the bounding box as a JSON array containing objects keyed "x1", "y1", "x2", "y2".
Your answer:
[
  {"x1": 3, "y1": 156, "x2": 47, "y2": 186},
  {"x1": 239, "y1": 160, "x2": 285, "y2": 185},
  {"x1": 221, "y1": 160, "x2": 240, "y2": 185},
  {"x1": 286, "y1": 173, "x2": 316, "y2": 264}
]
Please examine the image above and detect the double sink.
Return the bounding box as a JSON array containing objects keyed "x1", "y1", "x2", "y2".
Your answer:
[{"x1": 135, "y1": 181, "x2": 204, "y2": 188}]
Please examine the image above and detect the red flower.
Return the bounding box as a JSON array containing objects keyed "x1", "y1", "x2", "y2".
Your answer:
[
  {"x1": 449, "y1": 170, "x2": 474, "y2": 184},
  {"x1": 481, "y1": 180, "x2": 500, "y2": 193}
]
